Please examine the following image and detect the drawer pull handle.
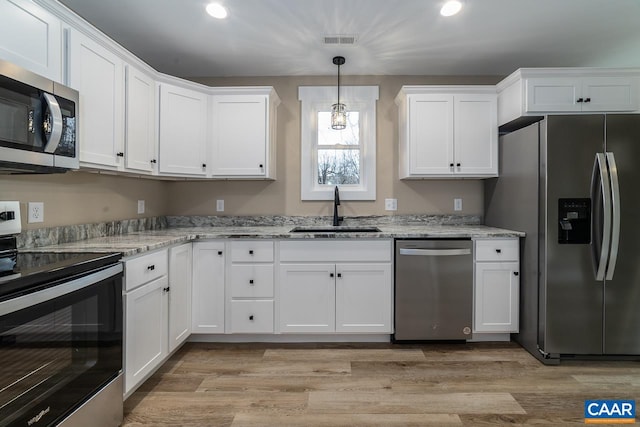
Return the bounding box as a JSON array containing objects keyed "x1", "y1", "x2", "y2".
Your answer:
[
  {"x1": 514, "y1": 271, "x2": 519, "y2": 276},
  {"x1": 495, "y1": 249, "x2": 502, "y2": 254},
  {"x1": 337, "y1": 273, "x2": 342, "y2": 278},
  {"x1": 147, "y1": 264, "x2": 155, "y2": 271},
  {"x1": 249, "y1": 250, "x2": 254, "y2": 255},
  {"x1": 249, "y1": 315, "x2": 254, "y2": 321},
  {"x1": 218, "y1": 251, "x2": 223, "y2": 255},
  {"x1": 249, "y1": 279, "x2": 254, "y2": 284}
]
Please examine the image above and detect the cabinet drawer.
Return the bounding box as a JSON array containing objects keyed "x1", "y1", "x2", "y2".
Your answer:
[
  {"x1": 124, "y1": 249, "x2": 168, "y2": 291},
  {"x1": 475, "y1": 239, "x2": 519, "y2": 262},
  {"x1": 229, "y1": 265, "x2": 274, "y2": 298},
  {"x1": 230, "y1": 240, "x2": 274, "y2": 262},
  {"x1": 230, "y1": 300, "x2": 274, "y2": 333}
]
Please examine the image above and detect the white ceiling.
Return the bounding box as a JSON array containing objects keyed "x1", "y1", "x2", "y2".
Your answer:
[{"x1": 58, "y1": 0, "x2": 640, "y2": 78}]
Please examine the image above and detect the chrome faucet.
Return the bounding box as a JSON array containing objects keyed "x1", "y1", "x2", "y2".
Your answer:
[{"x1": 333, "y1": 186, "x2": 343, "y2": 226}]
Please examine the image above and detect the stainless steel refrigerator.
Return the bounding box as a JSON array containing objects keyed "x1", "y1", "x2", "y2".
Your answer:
[{"x1": 485, "y1": 114, "x2": 640, "y2": 364}]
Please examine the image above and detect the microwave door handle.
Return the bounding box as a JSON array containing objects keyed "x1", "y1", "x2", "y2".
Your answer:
[
  {"x1": 591, "y1": 153, "x2": 612, "y2": 281},
  {"x1": 42, "y1": 92, "x2": 63, "y2": 153},
  {"x1": 605, "y1": 152, "x2": 620, "y2": 280}
]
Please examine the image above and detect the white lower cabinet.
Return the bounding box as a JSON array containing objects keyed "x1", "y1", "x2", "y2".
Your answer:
[
  {"x1": 123, "y1": 244, "x2": 192, "y2": 397},
  {"x1": 473, "y1": 239, "x2": 520, "y2": 333},
  {"x1": 279, "y1": 240, "x2": 393, "y2": 334},
  {"x1": 191, "y1": 241, "x2": 225, "y2": 333}
]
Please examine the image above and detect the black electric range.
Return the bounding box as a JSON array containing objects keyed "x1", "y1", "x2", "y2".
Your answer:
[{"x1": 0, "y1": 236, "x2": 121, "y2": 302}]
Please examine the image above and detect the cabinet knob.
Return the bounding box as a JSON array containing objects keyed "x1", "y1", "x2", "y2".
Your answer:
[
  {"x1": 456, "y1": 163, "x2": 461, "y2": 167},
  {"x1": 202, "y1": 163, "x2": 207, "y2": 168},
  {"x1": 249, "y1": 315, "x2": 254, "y2": 321},
  {"x1": 495, "y1": 249, "x2": 502, "y2": 254},
  {"x1": 577, "y1": 98, "x2": 584, "y2": 103},
  {"x1": 514, "y1": 271, "x2": 519, "y2": 276},
  {"x1": 150, "y1": 159, "x2": 157, "y2": 164},
  {"x1": 147, "y1": 264, "x2": 155, "y2": 270},
  {"x1": 330, "y1": 273, "x2": 334, "y2": 278},
  {"x1": 249, "y1": 279, "x2": 254, "y2": 284},
  {"x1": 218, "y1": 251, "x2": 223, "y2": 255},
  {"x1": 249, "y1": 250, "x2": 254, "y2": 255},
  {"x1": 337, "y1": 273, "x2": 342, "y2": 278},
  {"x1": 584, "y1": 97, "x2": 591, "y2": 103},
  {"x1": 163, "y1": 286, "x2": 170, "y2": 293},
  {"x1": 449, "y1": 163, "x2": 454, "y2": 167},
  {"x1": 259, "y1": 164, "x2": 263, "y2": 168},
  {"x1": 116, "y1": 152, "x2": 124, "y2": 157}
]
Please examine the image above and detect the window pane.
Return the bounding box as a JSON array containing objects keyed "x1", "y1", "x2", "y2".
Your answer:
[
  {"x1": 318, "y1": 111, "x2": 359, "y2": 146},
  {"x1": 317, "y1": 149, "x2": 360, "y2": 185}
]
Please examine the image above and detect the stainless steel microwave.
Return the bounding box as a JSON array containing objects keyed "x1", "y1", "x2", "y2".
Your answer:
[{"x1": 0, "y1": 59, "x2": 79, "y2": 173}]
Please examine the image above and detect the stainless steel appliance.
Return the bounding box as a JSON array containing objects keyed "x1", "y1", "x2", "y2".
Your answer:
[
  {"x1": 485, "y1": 114, "x2": 640, "y2": 363},
  {"x1": 0, "y1": 59, "x2": 79, "y2": 173},
  {"x1": 394, "y1": 239, "x2": 473, "y2": 340},
  {"x1": 0, "y1": 203, "x2": 123, "y2": 426}
]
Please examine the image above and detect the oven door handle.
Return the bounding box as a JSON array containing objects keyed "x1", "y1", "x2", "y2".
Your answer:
[{"x1": 0, "y1": 264, "x2": 122, "y2": 316}]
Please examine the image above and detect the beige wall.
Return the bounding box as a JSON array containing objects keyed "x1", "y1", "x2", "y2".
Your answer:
[
  {"x1": 167, "y1": 75, "x2": 500, "y2": 217},
  {"x1": 0, "y1": 171, "x2": 167, "y2": 229},
  {"x1": 1, "y1": 74, "x2": 501, "y2": 229}
]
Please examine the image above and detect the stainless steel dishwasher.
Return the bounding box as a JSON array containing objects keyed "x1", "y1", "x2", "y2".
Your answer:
[{"x1": 394, "y1": 239, "x2": 473, "y2": 341}]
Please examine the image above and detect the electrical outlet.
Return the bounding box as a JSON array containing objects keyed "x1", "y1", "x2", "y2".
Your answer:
[
  {"x1": 384, "y1": 198, "x2": 398, "y2": 211},
  {"x1": 28, "y1": 202, "x2": 44, "y2": 223},
  {"x1": 454, "y1": 198, "x2": 463, "y2": 211},
  {"x1": 137, "y1": 200, "x2": 145, "y2": 214},
  {"x1": 216, "y1": 200, "x2": 224, "y2": 212}
]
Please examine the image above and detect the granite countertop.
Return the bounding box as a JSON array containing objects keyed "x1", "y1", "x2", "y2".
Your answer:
[{"x1": 24, "y1": 224, "x2": 525, "y2": 257}]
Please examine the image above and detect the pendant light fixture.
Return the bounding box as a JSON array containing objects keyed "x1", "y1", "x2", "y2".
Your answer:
[{"x1": 331, "y1": 56, "x2": 347, "y2": 130}]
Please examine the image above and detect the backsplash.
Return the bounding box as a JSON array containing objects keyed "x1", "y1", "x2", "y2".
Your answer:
[{"x1": 17, "y1": 214, "x2": 482, "y2": 248}]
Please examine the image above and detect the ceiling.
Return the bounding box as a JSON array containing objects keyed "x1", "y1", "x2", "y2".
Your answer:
[{"x1": 58, "y1": 0, "x2": 640, "y2": 78}]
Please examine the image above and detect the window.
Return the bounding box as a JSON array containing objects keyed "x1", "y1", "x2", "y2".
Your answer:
[{"x1": 298, "y1": 86, "x2": 378, "y2": 200}]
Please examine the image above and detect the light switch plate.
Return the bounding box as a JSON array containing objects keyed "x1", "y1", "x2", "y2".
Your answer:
[
  {"x1": 454, "y1": 198, "x2": 463, "y2": 211},
  {"x1": 384, "y1": 198, "x2": 397, "y2": 211},
  {"x1": 0, "y1": 201, "x2": 21, "y2": 235},
  {"x1": 137, "y1": 200, "x2": 145, "y2": 214}
]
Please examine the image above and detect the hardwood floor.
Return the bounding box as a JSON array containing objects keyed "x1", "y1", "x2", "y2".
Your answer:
[{"x1": 123, "y1": 342, "x2": 640, "y2": 426}]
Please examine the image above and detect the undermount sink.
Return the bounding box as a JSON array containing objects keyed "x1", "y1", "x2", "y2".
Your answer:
[{"x1": 289, "y1": 226, "x2": 381, "y2": 233}]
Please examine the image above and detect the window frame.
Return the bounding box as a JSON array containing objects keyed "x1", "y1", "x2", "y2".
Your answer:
[{"x1": 298, "y1": 86, "x2": 379, "y2": 201}]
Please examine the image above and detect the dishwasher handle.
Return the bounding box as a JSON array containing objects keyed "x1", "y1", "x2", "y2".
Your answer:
[{"x1": 399, "y1": 248, "x2": 471, "y2": 256}]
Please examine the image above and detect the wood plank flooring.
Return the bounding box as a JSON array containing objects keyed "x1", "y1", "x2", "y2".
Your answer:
[{"x1": 123, "y1": 342, "x2": 640, "y2": 426}]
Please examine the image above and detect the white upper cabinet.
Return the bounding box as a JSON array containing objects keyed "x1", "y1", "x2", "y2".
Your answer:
[
  {"x1": 125, "y1": 65, "x2": 157, "y2": 173},
  {"x1": 158, "y1": 83, "x2": 208, "y2": 176},
  {"x1": 498, "y1": 69, "x2": 640, "y2": 126},
  {"x1": 211, "y1": 90, "x2": 279, "y2": 178},
  {"x1": 0, "y1": 0, "x2": 62, "y2": 82},
  {"x1": 68, "y1": 29, "x2": 124, "y2": 169},
  {"x1": 396, "y1": 86, "x2": 498, "y2": 178}
]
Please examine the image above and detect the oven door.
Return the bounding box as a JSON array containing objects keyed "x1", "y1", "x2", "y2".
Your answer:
[{"x1": 0, "y1": 264, "x2": 122, "y2": 427}]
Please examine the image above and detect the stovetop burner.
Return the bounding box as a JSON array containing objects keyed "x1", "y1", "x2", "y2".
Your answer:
[{"x1": 0, "y1": 236, "x2": 121, "y2": 301}]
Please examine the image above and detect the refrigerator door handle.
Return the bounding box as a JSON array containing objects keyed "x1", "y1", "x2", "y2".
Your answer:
[
  {"x1": 591, "y1": 153, "x2": 612, "y2": 281},
  {"x1": 605, "y1": 152, "x2": 620, "y2": 280}
]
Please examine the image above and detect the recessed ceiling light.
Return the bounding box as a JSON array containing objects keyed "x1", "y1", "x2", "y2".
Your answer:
[
  {"x1": 206, "y1": 3, "x2": 228, "y2": 19},
  {"x1": 440, "y1": 0, "x2": 462, "y2": 17}
]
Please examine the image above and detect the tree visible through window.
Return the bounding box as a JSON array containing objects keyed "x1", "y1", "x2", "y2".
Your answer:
[{"x1": 317, "y1": 111, "x2": 360, "y2": 185}]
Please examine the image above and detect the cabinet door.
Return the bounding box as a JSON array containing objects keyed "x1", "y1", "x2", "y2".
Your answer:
[
  {"x1": 211, "y1": 95, "x2": 268, "y2": 177},
  {"x1": 525, "y1": 77, "x2": 581, "y2": 112},
  {"x1": 192, "y1": 242, "x2": 225, "y2": 333},
  {"x1": 168, "y1": 243, "x2": 192, "y2": 352},
  {"x1": 582, "y1": 77, "x2": 639, "y2": 112},
  {"x1": 68, "y1": 29, "x2": 124, "y2": 168},
  {"x1": 454, "y1": 94, "x2": 498, "y2": 176},
  {"x1": 335, "y1": 263, "x2": 392, "y2": 333},
  {"x1": 279, "y1": 264, "x2": 335, "y2": 333},
  {"x1": 125, "y1": 277, "x2": 168, "y2": 395},
  {"x1": 474, "y1": 261, "x2": 519, "y2": 333},
  {"x1": 158, "y1": 83, "x2": 207, "y2": 176},
  {"x1": 0, "y1": 0, "x2": 62, "y2": 82},
  {"x1": 408, "y1": 94, "x2": 454, "y2": 175},
  {"x1": 125, "y1": 65, "x2": 156, "y2": 173}
]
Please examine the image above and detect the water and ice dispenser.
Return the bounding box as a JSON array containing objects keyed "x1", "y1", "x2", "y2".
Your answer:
[{"x1": 558, "y1": 198, "x2": 591, "y2": 244}]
